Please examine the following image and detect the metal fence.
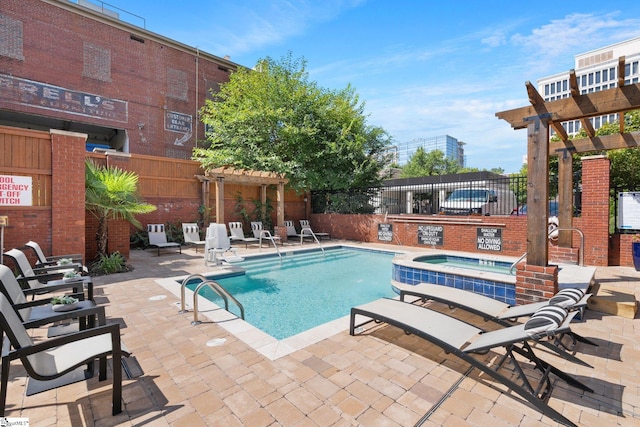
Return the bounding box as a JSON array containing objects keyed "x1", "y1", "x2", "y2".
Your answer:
[{"x1": 311, "y1": 172, "x2": 583, "y2": 216}]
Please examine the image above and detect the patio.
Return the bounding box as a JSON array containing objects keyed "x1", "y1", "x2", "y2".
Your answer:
[{"x1": 4, "y1": 243, "x2": 640, "y2": 426}]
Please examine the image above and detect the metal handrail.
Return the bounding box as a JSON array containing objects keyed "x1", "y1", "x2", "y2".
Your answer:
[
  {"x1": 179, "y1": 274, "x2": 208, "y2": 313},
  {"x1": 301, "y1": 228, "x2": 325, "y2": 256},
  {"x1": 509, "y1": 226, "x2": 585, "y2": 275},
  {"x1": 549, "y1": 227, "x2": 585, "y2": 266},
  {"x1": 509, "y1": 252, "x2": 527, "y2": 275},
  {"x1": 192, "y1": 280, "x2": 245, "y2": 324},
  {"x1": 259, "y1": 231, "x2": 281, "y2": 259},
  {"x1": 179, "y1": 274, "x2": 245, "y2": 323}
]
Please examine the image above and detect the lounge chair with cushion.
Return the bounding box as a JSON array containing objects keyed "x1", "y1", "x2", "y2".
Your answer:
[
  {"x1": 299, "y1": 220, "x2": 330, "y2": 240},
  {"x1": 3, "y1": 248, "x2": 93, "y2": 300},
  {"x1": 24, "y1": 240, "x2": 87, "y2": 273},
  {"x1": 350, "y1": 298, "x2": 592, "y2": 427},
  {"x1": 182, "y1": 223, "x2": 206, "y2": 253},
  {"x1": 0, "y1": 293, "x2": 124, "y2": 416},
  {"x1": 228, "y1": 222, "x2": 259, "y2": 248},
  {"x1": 147, "y1": 224, "x2": 181, "y2": 256},
  {"x1": 205, "y1": 223, "x2": 244, "y2": 266},
  {"x1": 398, "y1": 283, "x2": 595, "y2": 365},
  {"x1": 284, "y1": 220, "x2": 314, "y2": 244},
  {"x1": 251, "y1": 222, "x2": 281, "y2": 248}
]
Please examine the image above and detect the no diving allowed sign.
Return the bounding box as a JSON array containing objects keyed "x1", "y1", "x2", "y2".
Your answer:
[{"x1": 477, "y1": 227, "x2": 502, "y2": 252}]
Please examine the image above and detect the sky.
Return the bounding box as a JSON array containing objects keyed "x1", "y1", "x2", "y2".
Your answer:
[{"x1": 103, "y1": 0, "x2": 640, "y2": 174}]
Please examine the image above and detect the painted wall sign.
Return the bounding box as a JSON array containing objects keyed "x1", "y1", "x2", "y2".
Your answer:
[
  {"x1": 165, "y1": 111, "x2": 192, "y2": 133},
  {"x1": 477, "y1": 227, "x2": 502, "y2": 251},
  {"x1": 378, "y1": 223, "x2": 393, "y2": 242},
  {"x1": 0, "y1": 175, "x2": 32, "y2": 206},
  {"x1": 418, "y1": 225, "x2": 443, "y2": 246},
  {"x1": 0, "y1": 74, "x2": 128, "y2": 122}
]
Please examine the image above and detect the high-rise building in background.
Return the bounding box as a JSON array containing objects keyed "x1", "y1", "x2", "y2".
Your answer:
[
  {"x1": 396, "y1": 135, "x2": 465, "y2": 167},
  {"x1": 537, "y1": 36, "x2": 640, "y2": 136}
]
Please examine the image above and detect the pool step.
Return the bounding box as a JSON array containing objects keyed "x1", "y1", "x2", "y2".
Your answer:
[{"x1": 239, "y1": 251, "x2": 357, "y2": 274}]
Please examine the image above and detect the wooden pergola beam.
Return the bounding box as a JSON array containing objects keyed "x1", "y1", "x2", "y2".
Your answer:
[
  {"x1": 496, "y1": 82, "x2": 640, "y2": 129},
  {"x1": 549, "y1": 130, "x2": 640, "y2": 155}
]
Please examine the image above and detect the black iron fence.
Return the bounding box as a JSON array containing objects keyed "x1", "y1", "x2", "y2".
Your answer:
[{"x1": 311, "y1": 172, "x2": 582, "y2": 216}]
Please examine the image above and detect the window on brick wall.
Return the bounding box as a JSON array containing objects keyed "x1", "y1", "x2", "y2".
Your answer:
[
  {"x1": 0, "y1": 15, "x2": 25, "y2": 61},
  {"x1": 83, "y1": 42, "x2": 111, "y2": 82}
]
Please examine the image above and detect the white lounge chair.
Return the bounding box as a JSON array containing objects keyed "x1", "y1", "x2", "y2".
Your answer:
[
  {"x1": 284, "y1": 220, "x2": 314, "y2": 244},
  {"x1": 251, "y1": 221, "x2": 281, "y2": 248},
  {"x1": 205, "y1": 223, "x2": 244, "y2": 266},
  {"x1": 147, "y1": 224, "x2": 181, "y2": 256},
  {"x1": 0, "y1": 293, "x2": 124, "y2": 416},
  {"x1": 228, "y1": 222, "x2": 259, "y2": 248},
  {"x1": 182, "y1": 223, "x2": 206, "y2": 253},
  {"x1": 299, "y1": 220, "x2": 330, "y2": 240},
  {"x1": 350, "y1": 298, "x2": 592, "y2": 427}
]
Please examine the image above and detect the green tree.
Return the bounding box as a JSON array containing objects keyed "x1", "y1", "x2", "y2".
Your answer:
[
  {"x1": 400, "y1": 148, "x2": 460, "y2": 177},
  {"x1": 85, "y1": 160, "x2": 157, "y2": 257},
  {"x1": 194, "y1": 53, "x2": 392, "y2": 192}
]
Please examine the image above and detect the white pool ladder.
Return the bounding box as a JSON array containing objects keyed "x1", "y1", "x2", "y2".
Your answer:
[{"x1": 301, "y1": 227, "x2": 325, "y2": 256}]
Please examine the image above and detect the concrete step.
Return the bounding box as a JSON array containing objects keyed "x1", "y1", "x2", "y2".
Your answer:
[{"x1": 587, "y1": 282, "x2": 638, "y2": 319}]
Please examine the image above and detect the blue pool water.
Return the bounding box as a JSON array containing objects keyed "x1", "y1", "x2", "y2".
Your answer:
[
  {"x1": 187, "y1": 247, "x2": 397, "y2": 340},
  {"x1": 415, "y1": 254, "x2": 513, "y2": 274}
]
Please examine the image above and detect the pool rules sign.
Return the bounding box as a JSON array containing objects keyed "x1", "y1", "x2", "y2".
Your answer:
[
  {"x1": 0, "y1": 175, "x2": 32, "y2": 206},
  {"x1": 477, "y1": 227, "x2": 502, "y2": 252}
]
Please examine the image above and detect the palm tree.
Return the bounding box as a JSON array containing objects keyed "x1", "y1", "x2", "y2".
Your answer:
[{"x1": 85, "y1": 159, "x2": 157, "y2": 257}]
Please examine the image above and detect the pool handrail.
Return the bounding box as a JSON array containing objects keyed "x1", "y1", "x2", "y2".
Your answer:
[
  {"x1": 192, "y1": 280, "x2": 245, "y2": 324},
  {"x1": 179, "y1": 274, "x2": 245, "y2": 322},
  {"x1": 510, "y1": 226, "x2": 585, "y2": 275},
  {"x1": 301, "y1": 227, "x2": 325, "y2": 256}
]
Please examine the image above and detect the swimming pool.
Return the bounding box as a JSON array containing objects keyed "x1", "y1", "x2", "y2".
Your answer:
[
  {"x1": 183, "y1": 246, "x2": 398, "y2": 340},
  {"x1": 392, "y1": 251, "x2": 517, "y2": 304}
]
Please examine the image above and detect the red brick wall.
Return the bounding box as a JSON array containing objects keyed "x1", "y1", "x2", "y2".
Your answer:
[
  {"x1": 50, "y1": 130, "x2": 87, "y2": 260},
  {"x1": 0, "y1": 0, "x2": 235, "y2": 160}
]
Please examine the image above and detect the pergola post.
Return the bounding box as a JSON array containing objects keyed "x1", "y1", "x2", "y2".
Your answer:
[
  {"x1": 215, "y1": 177, "x2": 224, "y2": 224},
  {"x1": 525, "y1": 114, "x2": 550, "y2": 267},
  {"x1": 277, "y1": 181, "x2": 285, "y2": 227},
  {"x1": 261, "y1": 184, "x2": 267, "y2": 222}
]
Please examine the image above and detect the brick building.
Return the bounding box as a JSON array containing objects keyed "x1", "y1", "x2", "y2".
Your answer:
[{"x1": 0, "y1": 0, "x2": 239, "y2": 159}]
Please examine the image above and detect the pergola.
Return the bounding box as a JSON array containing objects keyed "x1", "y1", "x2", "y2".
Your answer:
[
  {"x1": 196, "y1": 166, "x2": 289, "y2": 227},
  {"x1": 496, "y1": 56, "x2": 640, "y2": 266}
]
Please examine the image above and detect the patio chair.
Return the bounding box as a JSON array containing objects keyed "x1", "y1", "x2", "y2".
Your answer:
[
  {"x1": 350, "y1": 298, "x2": 592, "y2": 427},
  {"x1": 24, "y1": 240, "x2": 87, "y2": 273},
  {"x1": 299, "y1": 220, "x2": 330, "y2": 240},
  {"x1": 284, "y1": 220, "x2": 314, "y2": 244},
  {"x1": 182, "y1": 223, "x2": 205, "y2": 253},
  {"x1": 398, "y1": 283, "x2": 596, "y2": 366},
  {"x1": 250, "y1": 222, "x2": 281, "y2": 248},
  {"x1": 205, "y1": 223, "x2": 244, "y2": 266},
  {"x1": 228, "y1": 222, "x2": 259, "y2": 248},
  {"x1": 0, "y1": 294, "x2": 123, "y2": 416},
  {"x1": 3, "y1": 248, "x2": 93, "y2": 300},
  {"x1": 0, "y1": 264, "x2": 104, "y2": 338},
  {"x1": 147, "y1": 224, "x2": 181, "y2": 256}
]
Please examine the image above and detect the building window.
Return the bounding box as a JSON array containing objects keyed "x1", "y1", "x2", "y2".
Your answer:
[
  {"x1": 595, "y1": 71, "x2": 601, "y2": 84},
  {"x1": 562, "y1": 79, "x2": 568, "y2": 91},
  {"x1": 83, "y1": 42, "x2": 111, "y2": 81},
  {"x1": 0, "y1": 15, "x2": 25, "y2": 61},
  {"x1": 588, "y1": 73, "x2": 594, "y2": 85},
  {"x1": 544, "y1": 84, "x2": 549, "y2": 96},
  {"x1": 602, "y1": 69, "x2": 608, "y2": 82},
  {"x1": 581, "y1": 75, "x2": 587, "y2": 86},
  {"x1": 167, "y1": 68, "x2": 188, "y2": 101}
]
